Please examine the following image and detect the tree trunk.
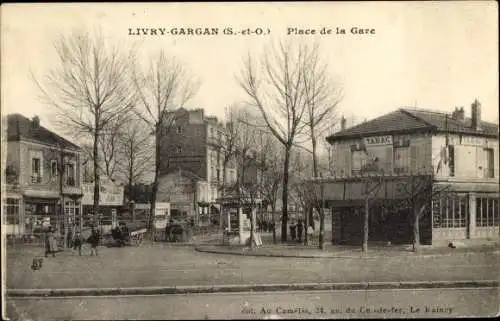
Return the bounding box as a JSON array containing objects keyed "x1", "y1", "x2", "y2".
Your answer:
[
  {"x1": 412, "y1": 207, "x2": 421, "y2": 252},
  {"x1": 304, "y1": 204, "x2": 309, "y2": 245},
  {"x1": 93, "y1": 125, "x2": 100, "y2": 226},
  {"x1": 220, "y1": 159, "x2": 228, "y2": 231},
  {"x1": 149, "y1": 125, "x2": 161, "y2": 241},
  {"x1": 319, "y1": 207, "x2": 325, "y2": 250},
  {"x1": 319, "y1": 181, "x2": 326, "y2": 250},
  {"x1": 363, "y1": 199, "x2": 369, "y2": 252},
  {"x1": 128, "y1": 168, "x2": 134, "y2": 222},
  {"x1": 250, "y1": 208, "x2": 255, "y2": 250},
  {"x1": 271, "y1": 202, "x2": 277, "y2": 244},
  {"x1": 281, "y1": 145, "x2": 291, "y2": 242}
]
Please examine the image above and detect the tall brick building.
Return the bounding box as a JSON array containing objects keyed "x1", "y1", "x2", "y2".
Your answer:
[{"x1": 157, "y1": 108, "x2": 237, "y2": 222}]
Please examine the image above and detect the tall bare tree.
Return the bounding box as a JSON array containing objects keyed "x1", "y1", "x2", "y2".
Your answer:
[
  {"x1": 301, "y1": 43, "x2": 342, "y2": 249},
  {"x1": 238, "y1": 41, "x2": 313, "y2": 242},
  {"x1": 98, "y1": 114, "x2": 129, "y2": 181},
  {"x1": 133, "y1": 50, "x2": 199, "y2": 235},
  {"x1": 256, "y1": 132, "x2": 283, "y2": 244},
  {"x1": 34, "y1": 29, "x2": 136, "y2": 220},
  {"x1": 118, "y1": 117, "x2": 154, "y2": 213}
]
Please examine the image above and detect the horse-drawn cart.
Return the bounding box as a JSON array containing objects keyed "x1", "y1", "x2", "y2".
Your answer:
[{"x1": 106, "y1": 221, "x2": 147, "y2": 247}]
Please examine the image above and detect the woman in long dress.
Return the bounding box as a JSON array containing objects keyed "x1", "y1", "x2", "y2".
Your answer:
[{"x1": 45, "y1": 226, "x2": 57, "y2": 257}]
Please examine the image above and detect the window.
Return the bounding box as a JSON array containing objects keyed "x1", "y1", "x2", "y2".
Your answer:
[
  {"x1": 176, "y1": 126, "x2": 183, "y2": 134},
  {"x1": 31, "y1": 157, "x2": 41, "y2": 183},
  {"x1": 432, "y1": 193, "x2": 468, "y2": 228},
  {"x1": 448, "y1": 145, "x2": 455, "y2": 177},
  {"x1": 176, "y1": 146, "x2": 182, "y2": 153},
  {"x1": 50, "y1": 160, "x2": 58, "y2": 181},
  {"x1": 393, "y1": 147, "x2": 410, "y2": 174},
  {"x1": 484, "y1": 148, "x2": 494, "y2": 178},
  {"x1": 351, "y1": 150, "x2": 363, "y2": 175},
  {"x1": 3, "y1": 198, "x2": 20, "y2": 225},
  {"x1": 476, "y1": 197, "x2": 499, "y2": 227},
  {"x1": 66, "y1": 163, "x2": 75, "y2": 186}
]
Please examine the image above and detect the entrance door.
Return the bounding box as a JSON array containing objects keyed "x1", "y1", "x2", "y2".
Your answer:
[{"x1": 340, "y1": 207, "x2": 363, "y2": 245}]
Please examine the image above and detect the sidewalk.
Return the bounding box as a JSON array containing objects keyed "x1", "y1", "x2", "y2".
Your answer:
[
  {"x1": 6, "y1": 241, "x2": 499, "y2": 292},
  {"x1": 195, "y1": 241, "x2": 500, "y2": 259}
]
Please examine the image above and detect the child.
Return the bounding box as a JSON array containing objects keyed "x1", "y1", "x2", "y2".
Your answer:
[
  {"x1": 72, "y1": 230, "x2": 83, "y2": 256},
  {"x1": 88, "y1": 227, "x2": 100, "y2": 256}
]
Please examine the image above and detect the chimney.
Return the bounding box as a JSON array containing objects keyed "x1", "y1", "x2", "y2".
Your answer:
[
  {"x1": 31, "y1": 116, "x2": 40, "y2": 128},
  {"x1": 451, "y1": 107, "x2": 465, "y2": 121},
  {"x1": 340, "y1": 116, "x2": 346, "y2": 131},
  {"x1": 471, "y1": 99, "x2": 481, "y2": 130}
]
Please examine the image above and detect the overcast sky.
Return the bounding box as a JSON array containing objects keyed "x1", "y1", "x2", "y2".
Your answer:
[{"x1": 2, "y1": 2, "x2": 498, "y2": 138}]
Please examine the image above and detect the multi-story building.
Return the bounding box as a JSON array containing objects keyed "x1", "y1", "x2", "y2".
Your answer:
[
  {"x1": 319, "y1": 100, "x2": 499, "y2": 245},
  {"x1": 158, "y1": 108, "x2": 237, "y2": 223},
  {"x1": 2, "y1": 114, "x2": 83, "y2": 238}
]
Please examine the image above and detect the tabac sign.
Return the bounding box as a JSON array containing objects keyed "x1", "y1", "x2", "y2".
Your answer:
[{"x1": 363, "y1": 135, "x2": 393, "y2": 146}]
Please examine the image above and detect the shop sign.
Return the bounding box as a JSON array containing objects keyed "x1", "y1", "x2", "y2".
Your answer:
[
  {"x1": 363, "y1": 135, "x2": 393, "y2": 146},
  {"x1": 461, "y1": 136, "x2": 486, "y2": 146}
]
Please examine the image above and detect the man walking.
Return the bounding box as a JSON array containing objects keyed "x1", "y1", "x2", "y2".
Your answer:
[
  {"x1": 44, "y1": 226, "x2": 57, "y2": 257},
  {"x1": 88, "y1": 226, "x2": 100, "y2": 256},
  {"x1": 72, "y1": 230, "x2": 83, "y2": 256},
  {"x1": 297, "y1": 219, "x2": 303, "y2": 243}
]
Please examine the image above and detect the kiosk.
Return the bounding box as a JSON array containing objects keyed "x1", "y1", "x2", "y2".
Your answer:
[{"x1": 216, "y1": 186, "x2": 261, "y2": 246}]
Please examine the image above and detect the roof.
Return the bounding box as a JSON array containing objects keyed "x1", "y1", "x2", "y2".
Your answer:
[
  {"x1": 327, "y1": 108, "x2": 499, "y2": 143},
  {"x1": 6, "y1": 114, "x2": 81, "y2": 150}
]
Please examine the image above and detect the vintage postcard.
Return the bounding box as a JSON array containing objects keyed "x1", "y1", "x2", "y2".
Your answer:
[{"x1": 1, "y1": 1, "x2": 499, "y2": 320}]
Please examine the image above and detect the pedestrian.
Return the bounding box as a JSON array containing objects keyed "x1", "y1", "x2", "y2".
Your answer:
[
  {"x1": 44, "y1": 226, "x2": 56, "y2": 257},
  {"x1": 290, "y1": 221, "x2": 296, "y2": 241},
  {"x1": 297, "y1": 219, "x2": 303, "y2": 242},
  {"x1": 88, "y1": 226, "x2": 100, "y2": 256},
  {"x1": 72, "y1": 230, "x2": 83, "y2": 256}
]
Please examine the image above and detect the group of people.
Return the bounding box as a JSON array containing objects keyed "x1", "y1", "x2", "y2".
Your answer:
[
  {"x1": 256, "y1": 219, "x2": 276, "y2": 233},
  {"x1": 289, "y1": 219, "x2": 305, "y2": 242},
  {"x1": 44, "y1": 225, "x2": 101, "y2": 257},
  {"x1": 110, "y1": 222, "x2": 130, "y2": 247}
]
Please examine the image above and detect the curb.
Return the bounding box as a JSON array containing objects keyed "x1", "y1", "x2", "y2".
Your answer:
[
  {"x1": 7, "y1": 280, "x2": 499, "y2": 298},
  {"x1": 195, "y1": 246, "x2": 500, "y2": 259}
]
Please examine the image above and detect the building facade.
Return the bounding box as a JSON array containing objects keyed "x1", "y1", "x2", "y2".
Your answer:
[
  {"x1": 321, "y1": 100, "x2": 499, "y2": 245},
  {"x1": 81, "y1": 177, "x2": 124, "y2": 231},
  {"x1": 2, "y1": 114, "x2": 83, "y2": 239},
  {"x1": 158, "y1": 108, "x2": 237, "y2": 223},
  {"x1": 156, "y1": 168, "x2": 212, "y2": 224}
]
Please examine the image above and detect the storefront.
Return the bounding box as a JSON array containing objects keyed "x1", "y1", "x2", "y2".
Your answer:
[{"x1": 321, "y1": 176, "x2": 499, "y2": 246}]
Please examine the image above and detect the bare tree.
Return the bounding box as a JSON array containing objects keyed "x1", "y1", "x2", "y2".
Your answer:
[
  {"x1": 238, "y1": 41, "x2": 313, "y2": 242},
  {"x1": 301, "y1": 44, "x2": 342, "y2": 249},
  {"x1": 361, "y1": 175, "x2": 385, "y2": 252},
  {"x1": 256, "y1": 133, "x2": 283, "y2": 244},
  {"x1": 33, "y1": 29, "x2": 136, "y2": 219},
  {"x1": 219, "y1": 105, "x2": 243, "y2": 222},
  {"x1": 394, "y1": 174, "x2": 450, "y2": 252},
  {"x1": 118, "y1": 116, "x2": 154, "y2": 217},
  {"x1": 98, "y1": 114, "x2": 129, "y2": 181},
  {"x1": 133, "y1": 50, "x2": 199, "y2": 236}
]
